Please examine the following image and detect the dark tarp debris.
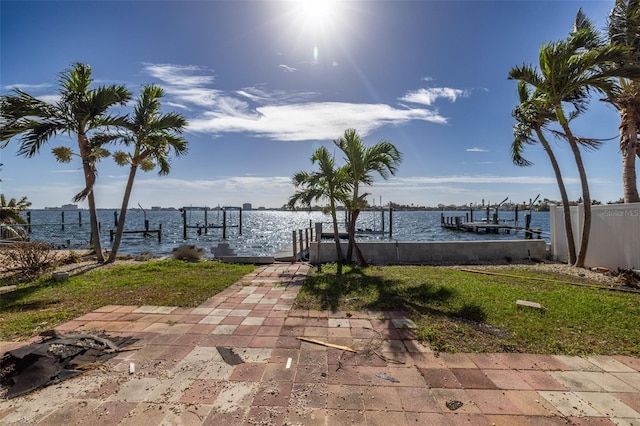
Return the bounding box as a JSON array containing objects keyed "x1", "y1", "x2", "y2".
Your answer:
[
  {"x1": 446, "y1": 400, "x2": 464, "y2": 411},
  {"x1": 216, "y1": 347, "x2": 244, "y2": 365},
  {"x1": 1, "y1": 331, "x2": 138, "y2": 399}
]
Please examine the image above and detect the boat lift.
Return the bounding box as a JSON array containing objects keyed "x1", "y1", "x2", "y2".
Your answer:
[{"x1": 180, "y1": 206, "x2": 242, "y2": 239}]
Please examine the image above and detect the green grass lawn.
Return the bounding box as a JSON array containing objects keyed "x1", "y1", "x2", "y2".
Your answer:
[
  {"x1": 0, "y1": 259, "x2": 256, "y2": 341},
  {"x1": 294, "y1": 264, "x2": 640, "y2": 356}
]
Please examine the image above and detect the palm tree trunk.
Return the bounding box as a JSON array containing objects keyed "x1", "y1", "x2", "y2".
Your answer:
[
  {"x1": 536, "y1": 129, "x2": 577, "y2": 264},
  {"x1": 559, "y1": 118, "x2": 591, "y2": 268},
  {"x1": 621, "y1": 119, "x2": 640, "y2": 203},
  {"x1": 346, "y1": 209, "x2": 368, "y2": 266},
  {"x1": 78, "y1": 133, "x2": 104, "y2": 263},
  {"x1": 330, "y1": 201, "x2": 343, "y2": 275},
  {"x1": 353, "y1": 240, "x2": 367, "y2": 267},
  {"x1": 107, "y1": 165, "x2": 138, "y2": 263},
  {"x1": 346, "y1": 209, "x2": 358, "y2": 264}
]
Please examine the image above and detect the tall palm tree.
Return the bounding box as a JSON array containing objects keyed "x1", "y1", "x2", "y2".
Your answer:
[
  {"x1": 334, "y1": 128, "x2": 402, "y2": 266},
  {"x1": 511, "y1": 81, "x2": 578, "y2": 264},
  {"x1": 105, "y1": 85, "x2": 188, "y2": 263},
  {"x1": 606, "y1": 0, "x2": 640, "y2": 203},
  {"x1": 509, "y1": 10, "x2": 637, "y2": 267},
  {"x1": 0, "y1": 63, "x2": 130, "y2": 262},
  {"x1": 289, "y1": 146, "x2": 349, "y2": 274}
]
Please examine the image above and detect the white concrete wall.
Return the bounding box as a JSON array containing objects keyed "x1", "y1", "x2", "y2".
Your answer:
[
  {"x1": 309, "y1": 240, "x2": 547, "y2": 265},
  {"x1": 550, "y1": 203, "x2": 640, "y2": 269}
]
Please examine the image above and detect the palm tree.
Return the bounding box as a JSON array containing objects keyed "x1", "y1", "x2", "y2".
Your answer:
[
  {"x1": 606, "y1": 0, "x2": 640, "y2": 203},
  {"x1": 509, "y1": 10, "x2": 637, "y2": 267},
  {"x1": 105, "y1": 85, "x2": 188, "y2": 263},
  {"x1": 511, "y1": 81, "x2": 578, "y2": 264},
  {"x1": 334, "y1": 128, "x2": 402, "y2": 266},
  {"x1": 289, "y1": 146, "x2": 349, "y2": 274},
  {"x1": 0, "y1": 63, "x2": 130, "y2": 262},
  {"x1": 0, "y1": 194, "x2": 31, "y2": 240}
]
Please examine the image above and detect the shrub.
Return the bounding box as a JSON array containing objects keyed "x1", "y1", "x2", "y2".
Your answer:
[
  {"x1": 61, "y1": 250, "x2": 82, "y2": 265},
  {"x1": 1, "y1": 241, "x2": 57, "y2": 280}
]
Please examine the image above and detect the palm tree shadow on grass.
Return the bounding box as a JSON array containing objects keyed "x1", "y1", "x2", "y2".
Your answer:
[
  {"x1": 299, "y1": 267, "x2": 487, "y2": 324},
  {"x1": 0, "y1": 283, "x2": 63, "y2": 313}
]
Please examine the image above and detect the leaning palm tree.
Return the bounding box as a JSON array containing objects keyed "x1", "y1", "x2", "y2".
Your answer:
[
  {"x1": 289, "y1": 146, "x2": 349, "y2": 274},
  {"x1": 509, "y1": 10, "x2": 638, "y2": 267},
  {"x1": 0, "y1": 63, "x2": 130, "y2": 262},
  {"x1": 104, "y1": 85, "x2": 188, "y2": 263},
  {"x1": 334, "y1": 128, "x2": 402, "y2": 266},
  {"x1": 511, "y1": 81, "x2": 578, "y2": 264},
  {"x1": 606, "y1": 0, "x2": 640, "y2": 203}
]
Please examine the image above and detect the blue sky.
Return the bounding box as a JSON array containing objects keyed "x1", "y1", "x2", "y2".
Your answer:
[{"x1": 0, "y1": 0, "x2": 625, "y2": 209}]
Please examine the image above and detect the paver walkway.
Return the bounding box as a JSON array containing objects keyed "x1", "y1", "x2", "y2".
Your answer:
[{"x1": 1, "y1": 263, "x2": 639, "y2": 425}]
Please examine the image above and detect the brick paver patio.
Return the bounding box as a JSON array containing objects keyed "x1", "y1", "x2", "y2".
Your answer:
[{"x1": 1, "y1": 262, "x2": 639, "y2": 425}]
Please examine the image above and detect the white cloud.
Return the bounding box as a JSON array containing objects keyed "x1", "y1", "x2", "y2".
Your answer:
[
  {"x1": 144, "y1": 63, "x2": 215, "y2": 87},
  {"x1": 400, "y1": 87, "x2": 468, "y2": 106},
  {"x1": 279, "y1": 64, "x2": 297, "y2": 72},
  {"x1": 466, "y1": 147, "x2": 489, "y2": 152},
  {"x1": 3, "y1": 83, "x2": 52, "y2": 91},
  {"x1": 165, "y1": 101, "x2": 189, "y2": 110},
  {"x1": 188, "y1": 102, "x2": 447, "y2": 141},
  {"x1": 163, "y1": 86, "x2": 221, "y2": 108},
  {"x1": 237, "y1": 86, "x2": 318, "y2": 105},
  {"x1": 38, "y1": 94, "x2": 61, "y2": 104},
  {"x1": 142, "y1": 63, "x2": 451, "y2": 142}
]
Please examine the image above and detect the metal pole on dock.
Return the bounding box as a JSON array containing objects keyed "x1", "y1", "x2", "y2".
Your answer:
[
  {"x1": 239, "y1": 208, "x2": 242, "y2": 235},
  {"x1": 388, "y1": 205, "x2": 393, "y2": 238},
  {"x1": 27, "y1": 211, "x2": 32, "y2": 233},
  {"x1": 315, "y1": 222, "x2": 322, "y2": 271},
  {"x1": 299, "y1": 229, "x2": 303, "y2": 257},
  {"x1": 78, "y1": 211, "x2": 82, "y2": 227},
  {"x1": 158, "y1": 224, "x2": 162, "y2": 243},
  {"x1": 525, "y1": 214, "x2": 532, "y2": 239},
  {"x1": 204, "y1": 208, "x2": 208, "y2": 234},
  {"x1": 114, "y1": 210, "x2": 118, "y2": 227},
  {"x1": 61, "y1": 211, "x2": 65, "y2": 231},
  {"x1": 292, "y1": 230, "x2": 297, "y2": 263},
  {"x1": 182, "y1": 209, "x2": 187, "y2": 239},
  {"x1": 222, "y1": 209, "x2": 227, "y2": 239}
]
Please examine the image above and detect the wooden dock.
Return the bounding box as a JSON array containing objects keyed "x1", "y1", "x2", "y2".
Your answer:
[{"x1": 441, "y1": 215, "x2": 541, "y2": 238}]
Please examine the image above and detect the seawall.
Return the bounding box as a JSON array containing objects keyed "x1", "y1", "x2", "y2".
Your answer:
[{"x1": 308, "y1": 240, "x2": 547, "y2": 265}]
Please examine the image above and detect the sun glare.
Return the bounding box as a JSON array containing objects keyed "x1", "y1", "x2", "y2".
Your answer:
[
  {"x1": 287, "y1": 0, "x2": 343, "y2": 62},
  {"x1": 293, "y1": 0, "x2": 338, "y2": 32}
]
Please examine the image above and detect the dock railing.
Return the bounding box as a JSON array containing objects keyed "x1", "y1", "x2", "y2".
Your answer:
[{"x1": 290, "y1": 221, "x2": 315, "y2": 262}]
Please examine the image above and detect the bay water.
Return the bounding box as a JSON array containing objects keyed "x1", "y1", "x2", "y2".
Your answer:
[{"x1": 21, "y1": 209, "x2": 550, "y2": 257}]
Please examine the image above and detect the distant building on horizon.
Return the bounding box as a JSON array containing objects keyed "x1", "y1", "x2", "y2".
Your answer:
[
  {"x1": 44, "y1": 204, "x2": 78, "y2": 210},
  {"x1": 242, "y1": 203, "x2": 252, "y2": 211}
]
